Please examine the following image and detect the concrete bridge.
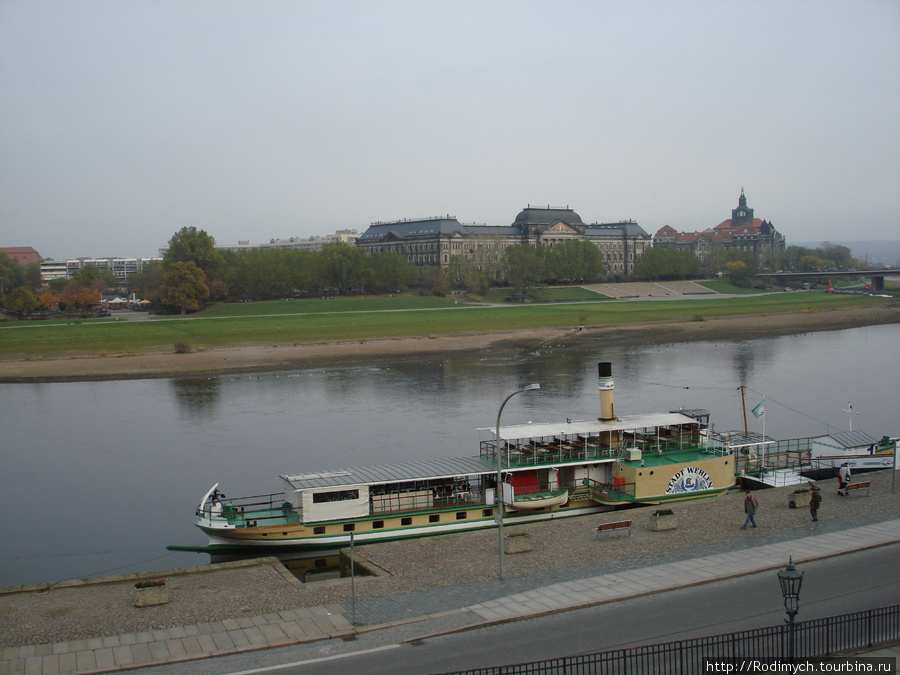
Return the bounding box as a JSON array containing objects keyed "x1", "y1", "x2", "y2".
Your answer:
[{"x1": 757, "y1": 270, "x2": 892, "y2": 291}]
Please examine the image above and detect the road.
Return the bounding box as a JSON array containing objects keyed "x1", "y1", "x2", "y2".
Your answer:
[{"x1": 132, "y1": 544, "x2": 900, "y2": 675}]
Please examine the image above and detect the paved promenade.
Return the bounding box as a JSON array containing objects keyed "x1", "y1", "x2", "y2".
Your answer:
[{"x1": 2, "y1": 516, "x2": 898, "y2": 675}]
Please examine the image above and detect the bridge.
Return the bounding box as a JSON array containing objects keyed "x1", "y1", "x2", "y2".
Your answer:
[{"x1": 757, "y1": 269, "x2": 892, "y2": 291}]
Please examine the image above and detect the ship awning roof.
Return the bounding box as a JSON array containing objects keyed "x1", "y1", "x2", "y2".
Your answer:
[
  {"x1": 281, "y1": 456, "x2": 494, "y2": 489},
  {"x1": 480, "y1": 412, "x2": 699, "y2": 443},
  {"x1": 814, "y1": 430, "x2": 880, "y2": 449}
]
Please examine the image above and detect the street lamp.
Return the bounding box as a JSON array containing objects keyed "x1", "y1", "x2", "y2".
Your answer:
[
  {"x1": 496, "y1": 383, "x2": 540, "y2": 580},
  {"x1": 777, "y1": 556, "x2": 804, "y2": 662}
]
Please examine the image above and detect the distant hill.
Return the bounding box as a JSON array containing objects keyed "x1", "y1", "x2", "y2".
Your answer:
[{"x1": 793, "y1": 240, "x2": 900, "y2": 267}]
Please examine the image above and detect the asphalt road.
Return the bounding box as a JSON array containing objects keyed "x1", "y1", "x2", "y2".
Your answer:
[{"x1": 131, "y1": 543, "x2": 900, "y2": 675}]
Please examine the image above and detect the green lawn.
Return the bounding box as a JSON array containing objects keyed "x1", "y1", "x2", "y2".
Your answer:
[{"x1": 0, "y1": 293, "x2": 885, "y2": 357}]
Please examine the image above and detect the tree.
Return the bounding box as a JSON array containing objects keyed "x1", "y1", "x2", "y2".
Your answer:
[
  {"x1": 0, "y1": 252, "x2": 24, "y2": 293},
  {"x1": 47, "y1": 277, "x2": 69, "y2": 293},
  {"x1": 502, "y1": 244, "x2": 544, "y2": 294},
  {"x1": 365, "y1": 251, "x2": 415, "y2": 293},
  {"x1": 544, "y1": 240, "x2": 603, "y2": 283},
  {"x1": 725, "y1": 260, "x2": 753, "y2": 287},
  {"x1": 447, "y1": 251, "x2": 497, "y2": 296},
  {"x1": 127, "y1": 260, "x2": 165, "y2": 303},
  {"x1": 59, "y1": 283, "x2": 100, "y2": 311},
  {"x1": 164, "y1": 226, "x2": 223, "y2": 276},
  {"x1": 2, "y1": 286, "x2": 38, "y2": 315},
  {"x1": 72, "y1": 264, "x2": 116, "y2": 291},
  {"x1": 318, "y1": 242, "x2": 367, "y2": 293},
  {"x1": 37, "y1": 288, "x2": 59, "y2": 310},
  {"x1": 23, "y1": 263, "x2": 43, "y2": 291},
  {"x1": 819, "y1": 243, "x2": 858, "y2": 270},
  {"x1": 633, "y1": 247, "x2": 701, "y2": 280},
  {"x1": 414, "y1": 266, "x2": 450, "y2": 296},
  {"x1": 158, "y1": 262, "x2": 210, "y2": 313}
]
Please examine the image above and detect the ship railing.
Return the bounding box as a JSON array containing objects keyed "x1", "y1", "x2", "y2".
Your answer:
[
  {"x1": 584, "y1": 478, "x2": 637, "y2": 502},
  {"x1": 736, "y1": 439, "x2": 812, "y2": 476},
  {"x1": 507, "y1": 479, "x2": 581, "y2": 500},
  {"x1": 479, "y1": 440, "x2": 628, "y2": 468},
  {"x1": 369, "y1": 489, "x2": 488, "y2": 516},
  {"x1": 196, "y1": 492, "x2": 299, "y2": 528}
]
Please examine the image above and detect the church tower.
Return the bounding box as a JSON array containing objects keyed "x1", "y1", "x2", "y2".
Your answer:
[{"x1": 731, "y1": 187, "x2": 754, "y2": 227}]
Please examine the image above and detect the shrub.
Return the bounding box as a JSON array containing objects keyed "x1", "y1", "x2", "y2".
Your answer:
[{"x1": 173, "y1": 342, "x2": 192, "y2": 354}]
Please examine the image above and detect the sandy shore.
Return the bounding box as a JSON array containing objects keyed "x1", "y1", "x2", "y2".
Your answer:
[{"x1": 1, "y1": 303, "x2": 897, "y2": 383}]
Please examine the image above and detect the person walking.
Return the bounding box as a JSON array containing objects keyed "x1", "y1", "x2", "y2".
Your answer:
[
  {"x1": 742, "y1": 490, "x2": 758, "y2": 529},
  {"x1": 809, "y1": 485, "x2": 821, "y2": 522}
]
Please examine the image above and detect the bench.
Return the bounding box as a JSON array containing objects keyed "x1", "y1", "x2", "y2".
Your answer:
[
  {"x1": 593, "y1": 520, "x2": 633, "y2": 540},
  {"x1": 840, "y1": 481, "x2": 871, "y2": 497}
]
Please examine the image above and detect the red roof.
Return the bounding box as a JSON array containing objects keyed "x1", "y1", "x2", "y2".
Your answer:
[{"x1": 0, "y1": 246, "x2": 42, "y2": 265}]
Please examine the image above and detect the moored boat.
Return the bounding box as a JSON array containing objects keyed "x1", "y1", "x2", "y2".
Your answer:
[{"x1": 193, "y1": 362, "x2": 736, "y2": 550}]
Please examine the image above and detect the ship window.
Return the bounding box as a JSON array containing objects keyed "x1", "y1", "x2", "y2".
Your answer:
[
  {"x1": 456, "y1": 512, "x2": 467, "y2": 520},
  {"x1": 313, "y1": 489, "x2": 360, "y2": 503},
  {"x1": 313, "y1": 526, "x2": 326, "y2": 535},
  {"x1": 401, "y1": 517, "x2": 412, "y2": 526},
  {"x1": 483, "y1": 509, "x2": 493, "y2": 517},
  {"x1": 372, "y1": 520, "x2": 384, "y2": 529},
  {"x1": 429, "y1": 514, "x2": 440, "y2": 523},
  {"x1": 343, "y1": 523, "x2": 355, "y2": 532}
]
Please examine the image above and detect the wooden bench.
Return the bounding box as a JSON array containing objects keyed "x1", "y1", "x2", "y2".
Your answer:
[
  {"x1": 840, "y1": 480, "x2": 871, "y2": 497},
  {"x1": 593, "y1": 520, "x2": 633, "y2": 540}
]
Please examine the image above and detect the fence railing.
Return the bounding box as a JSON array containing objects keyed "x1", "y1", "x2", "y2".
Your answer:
[{"x1": 434, "y1": 604, "x2": 900, "y2": 675}]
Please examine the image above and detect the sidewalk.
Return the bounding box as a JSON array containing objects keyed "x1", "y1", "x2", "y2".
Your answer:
[{"x1": 3, "y1": 518, "x2": 898, "y2": 675}]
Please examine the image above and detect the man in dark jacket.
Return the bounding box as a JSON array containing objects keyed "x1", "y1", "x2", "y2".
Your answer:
[{"x1": 742, "y1": 491, "x2": 758, "y2": 529}]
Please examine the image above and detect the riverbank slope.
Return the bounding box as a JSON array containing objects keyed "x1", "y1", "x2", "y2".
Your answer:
[{"x1": 1, "y1": 303, "x2": 897, "y2": 383}]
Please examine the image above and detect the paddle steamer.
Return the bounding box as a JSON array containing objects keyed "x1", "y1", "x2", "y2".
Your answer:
[{"x1": 194, "y1": 362, "x2": 737, "y2": 550}]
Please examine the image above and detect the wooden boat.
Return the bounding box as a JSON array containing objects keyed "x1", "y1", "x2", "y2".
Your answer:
[{"x1": 193, "y1": 363, "x2": 736, "y2": 550}]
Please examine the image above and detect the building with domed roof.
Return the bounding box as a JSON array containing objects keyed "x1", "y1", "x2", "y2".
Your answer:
[
  {"x1": 653, "y1": 189, "x2": 784, "y2": 269},
  {"x1": 357, "y1": 205, "x2": 651, "y2": 276}
]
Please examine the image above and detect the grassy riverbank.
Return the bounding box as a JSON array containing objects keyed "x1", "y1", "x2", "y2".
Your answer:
[{"x1": 0, "y1": 292, "x2": 886, "y2": 358}]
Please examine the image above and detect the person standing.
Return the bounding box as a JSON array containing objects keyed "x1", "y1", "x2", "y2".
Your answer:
[
  {"x1": 742, "y1": 490, "x2": 758, "y2": 529},
  {"x1": 809, "y1": 485, "x2": 821, "y2": 522},
  {"x1": 838, "y1": 463, "x2": 851, "y2": 496}
]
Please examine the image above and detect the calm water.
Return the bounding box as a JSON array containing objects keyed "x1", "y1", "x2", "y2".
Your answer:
[{"x1": 1, "y1": 324, "x2": 898, "y2": 587}]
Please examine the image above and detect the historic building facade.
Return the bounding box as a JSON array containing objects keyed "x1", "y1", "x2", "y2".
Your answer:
[
  {"x1": 356, "y1": 206, "x2": 651, "y2": 276},
  {"x1": 653, "y1": 189, "x2": 785, "y2": 268}
]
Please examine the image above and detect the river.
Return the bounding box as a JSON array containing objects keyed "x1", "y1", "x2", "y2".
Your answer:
[{"x1": 1, "y1": 324, "x2": 898, "y2": 588}]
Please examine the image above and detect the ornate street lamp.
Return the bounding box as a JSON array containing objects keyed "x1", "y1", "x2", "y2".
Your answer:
[
  {"x1": 777, "y1": 556, "x2": 804, "y2": 662},
  {"x1": 496, "y1": 383, "x2": 540, "y2": 580}
]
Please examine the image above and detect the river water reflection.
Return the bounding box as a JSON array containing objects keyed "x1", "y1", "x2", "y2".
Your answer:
[{"x1": 1, "y1": 324, "x2": 898, "y2": 587}]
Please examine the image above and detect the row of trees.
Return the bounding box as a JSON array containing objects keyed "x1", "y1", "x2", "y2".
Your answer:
[
  {"x1": 774, "y1": 243, "x2": 859, "y2": 273},
  {"x1": 448, "y1": 240, "x2": 605, "y2": 295},
  {"x1": 0, "y1": 232, "x2": 865, "y2": 316}
]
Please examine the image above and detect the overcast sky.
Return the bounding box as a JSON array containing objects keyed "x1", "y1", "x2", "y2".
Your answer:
[{"x1": 2, "y1": 0, "x2": 898, "y2": 261}]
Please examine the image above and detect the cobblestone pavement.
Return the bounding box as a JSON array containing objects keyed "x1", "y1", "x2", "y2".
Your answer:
[{"x1": 347, "y1": 508, "x2": 900, "y2": 626}]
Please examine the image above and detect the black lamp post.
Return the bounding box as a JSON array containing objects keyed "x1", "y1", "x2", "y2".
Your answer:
[{"x1": 777, "y1": 556, "x2": 804, "y2": 662}]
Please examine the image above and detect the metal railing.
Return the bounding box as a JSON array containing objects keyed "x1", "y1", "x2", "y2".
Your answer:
[
  {"x1": 586, "y1": 478, "x2": 637, "y2": 503},
  {"x1": 434, "y1": 604, "x2": 900, "y2": 675}
]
